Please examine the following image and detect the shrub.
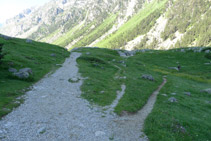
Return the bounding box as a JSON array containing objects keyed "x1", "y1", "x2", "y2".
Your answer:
[{"x1": 0, "y1": 43, "x2": 4, "y2": 64}]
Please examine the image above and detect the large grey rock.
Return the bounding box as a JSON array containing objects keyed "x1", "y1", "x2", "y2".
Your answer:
[
  {"x1": 201, "y1": 88, "x2": 211, "y2": 94},
  {"x1": 142, "y1": 74, "x2": 154, "y2": 81},
  {"x1": 19, "y1": 68, "x2": 33, "y2": 75},
  {"x1": 168, "y1": 97, "x2": 177, "y2": 103},
  {"x1": 14, "y1": 71, "x2": 29, "y2": 79},
  {"x1": 8, "y1": 68, "x2": 17, "y2": 73}
]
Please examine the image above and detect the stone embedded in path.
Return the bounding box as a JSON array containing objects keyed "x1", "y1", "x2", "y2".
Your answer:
[
  {"x1": 95, "y1": 131, "x2": 105, "y2": 137},
  {"x1": 37, "y1": 127, "x2": 46, "y2": 134},
  {"x1": 68, "y1": 77, "x2": 80, "y2": 83},
  {"x1": 168, "y1": 97, "x2": 177, "y2": 103}
]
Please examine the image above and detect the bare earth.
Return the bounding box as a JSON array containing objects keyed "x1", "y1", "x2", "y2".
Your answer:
[{"x1": 0, "y1": 52, "x2": 167, "y2": 141}]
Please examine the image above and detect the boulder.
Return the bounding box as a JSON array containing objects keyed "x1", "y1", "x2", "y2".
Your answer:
[
  {"x1": 142, "y1": 74, "x2": 154, "y2": 81},
  {"x1": 168, "y1": 97, "x2": 177, "y2": 103}
]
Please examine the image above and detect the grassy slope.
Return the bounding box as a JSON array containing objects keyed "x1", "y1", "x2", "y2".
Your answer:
[
  {"x1": 0, "y1": 36, "x2": 69, "y2": 118},
  {"x1": 95, "y1": 0, "x2": 167, "y2": 48},
  {"x1": 73, "y1": 14, "x2": 117, "y2": 48},
  {"x1": 53, "y1": 23, "x2": 84, "y2": 46},
  {"x1": 76, "y1": 47, "x2": 211, "y2": 140}
]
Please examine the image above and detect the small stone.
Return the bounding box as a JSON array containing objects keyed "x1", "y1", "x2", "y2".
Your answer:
[
  {"x1": 86, "y1": 52, "x2": 90, "y2": 55},
  {"x1": 142, "y1": 74, "x2": 154, "y2": 81},
  {"x1": 161, "y1": 94, "x2": 167, "y2": 97},
  {"x1": 168, "y1": 97, "x2": 177, "y2": 103},
  {"x1": 5, "y1": 122, "x2": 13, "y2": 128},
  {"x1": 95, "y1": 131, "x2": 105, "y2": 137},
  {"x1": 38, "y1": 127, "x2": 46, "y2": 134},
  {"x1": 8, "y1": 68, "x2": 17, "y2": 73},
  {"x1": 168, "y1": 67, "x2": 179, "y2": 71},
  {"x1": 68, "y1": 77, "x2": 79, "y2": 83},
  {"x1": 171, "y1": 93, "x2": 176, "y2": 95},
  {"x1": 112, "y1": 59, "x2": 116, "y2": 61},
  {"x1": 184, "y1": 92, "x2": 191, "y2": 96},
  {"x1": 100, "y1": 91, "x2": 105, "y2": 94},
  {"x1": 50, "y1": 53, "x2": 56, "y2": 57},
  {"x1": 14, "y1": 101, "x2": 21, "y2": 104}
]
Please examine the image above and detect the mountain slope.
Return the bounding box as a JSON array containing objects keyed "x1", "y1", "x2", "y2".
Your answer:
[{"x1": 0, "y1": 0, "x2": 210, "y2": 50}]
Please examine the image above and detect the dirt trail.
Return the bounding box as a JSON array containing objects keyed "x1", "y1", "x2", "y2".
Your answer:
[{"x1": 0, "y1": 52, "x2": 167, "y2": 141}]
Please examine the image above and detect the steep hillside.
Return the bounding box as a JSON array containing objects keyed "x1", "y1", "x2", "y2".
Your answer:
[
  {"x1": 0, "y1": 34, "x2": 69, "y2": 118},
  {"x1": 0, "y1": 0, "x2": 210, "y2": 50}
]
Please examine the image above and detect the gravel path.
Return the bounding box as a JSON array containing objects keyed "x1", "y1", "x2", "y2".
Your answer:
[{"x1": 0, "y1": 52, "x2": 167, "y2": 141}]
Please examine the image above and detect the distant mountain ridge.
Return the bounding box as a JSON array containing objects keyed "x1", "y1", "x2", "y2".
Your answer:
[{"x1": 0, "y1": 0, "x2": 210, "y2": 50}]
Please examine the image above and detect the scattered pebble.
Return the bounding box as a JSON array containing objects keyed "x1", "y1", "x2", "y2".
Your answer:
[
  {"x1": 142, "y1": 74, "x2": 154, "y2": 81},
  {"x1": 171, "y1": 93, "x2": 176, "y2": 95},
  {"x1": 184, "y1": 92, "x2": 191, "y2": 96},
  {"x1": 37, "y1": 127, "x2": 46, "y2": 134},
  {"x1": 168, "y1": 97, "x2": 177, "y2": 103},
  {"x1": 161, "y1": 94, "x2": 167, "y2": 97}
]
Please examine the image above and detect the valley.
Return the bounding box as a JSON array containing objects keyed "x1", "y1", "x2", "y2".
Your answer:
[{"x1": 0, "y1": 0, "x2": 210, "y2": 140}]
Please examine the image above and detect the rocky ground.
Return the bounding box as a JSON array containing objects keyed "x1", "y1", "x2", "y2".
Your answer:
[{"x1": 0, "y1": 52, "x2": 167, "y2": 141}]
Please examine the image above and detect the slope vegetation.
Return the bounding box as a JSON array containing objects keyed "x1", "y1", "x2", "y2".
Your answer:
[
  {"x1": 75, "y1": 47, "x2": 211, "y2": 140},
  {"x1": 0, "y1": 35, "x2": 69, "y2": 118}
]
